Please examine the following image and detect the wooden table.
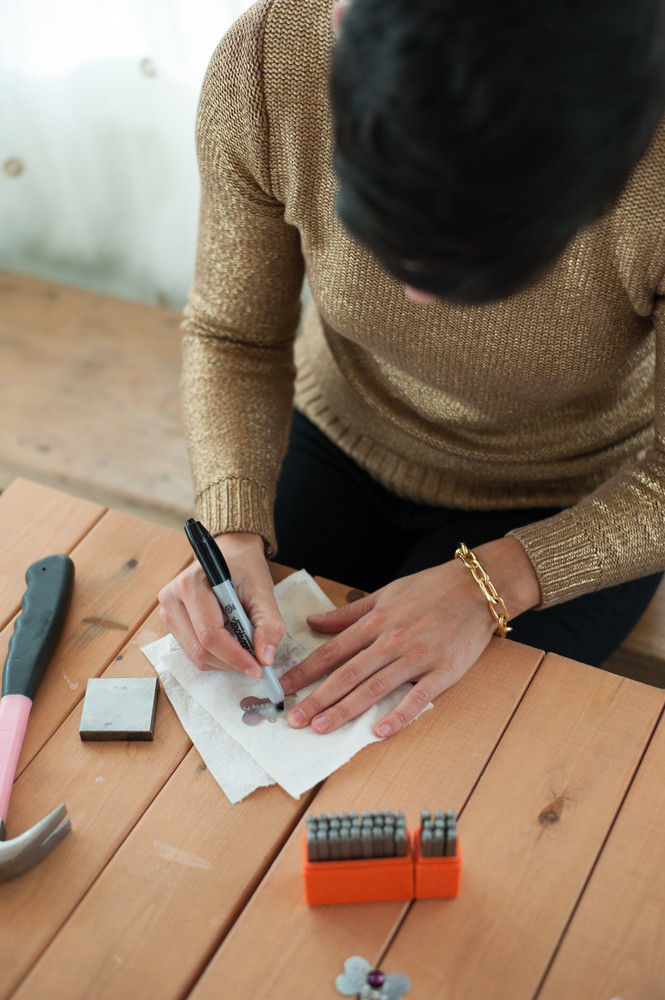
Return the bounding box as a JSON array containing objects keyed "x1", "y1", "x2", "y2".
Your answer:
[{"x1": 2, "y1": 478, "x2": 664, "y2": 1000}]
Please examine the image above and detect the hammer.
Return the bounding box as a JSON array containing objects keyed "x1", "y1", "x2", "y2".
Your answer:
[{"x1": 0, "y1": 554, "x2": 75, "y2": 881}]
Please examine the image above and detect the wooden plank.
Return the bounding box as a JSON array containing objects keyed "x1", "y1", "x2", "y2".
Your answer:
[
  {"x1": 313, "y1": 573, "x2": 366, "y2": 608},
  {"x1": 0, "y1": 508, "x2": 192, "y2": 773},
  {"x1": 6, "y1": 564, "x2": 336, "y2": 1000},
  {"x1": 184, "y1": 639, "x2": 544, "y2": 999},
  {"x1": 601, "y1": 646, "x2": 665, "y2": 690},
  {"x1": 0, "y1": 606, "x2": 192, "y2": 1000},
  {"x1": 620, "y1": 577, "x2": 665, "y2": 663},
  {"x1": 0, "y1": 461, "x2": 190, "y2": 531},
  {"x1": 0, "y1": 271, "x2": 191, "y2": 518},
  {"x1": 380, "y1": 655, "x2": 665, "y2": 1000},
  {"x1": 12, "y1": 753, "x2": 315, "y2": 1000},
  {"x1": 602, "y1": 577, "x2": 665, "y2": 686},
  {"x1": 270, "y1": 561, "x2": 295, "y2": 586},
  {"x1": 0, "y1": 478, "x2": 103, "y2": 629},
  {"x1": 537, "y1": 702, "x2": 665, "y2": 1000},
  {"x1": 601, "y1": 577, "x2": 665, "y2": 687}
]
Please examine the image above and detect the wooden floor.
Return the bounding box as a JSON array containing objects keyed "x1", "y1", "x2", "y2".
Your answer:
[
  {"x1": 1, "y1": 268, "x2": 663, "y2": 685},
  {"x1": 0, "y1": 270, "x2": 191, "y2": 529}
]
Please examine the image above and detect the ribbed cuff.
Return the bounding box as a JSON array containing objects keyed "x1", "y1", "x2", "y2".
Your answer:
[
  {"x1": 195, "y1": 478, "x2": 277, "y2": 557},
  {"x1": 509, "y1": 509, "x2": 603, "y2": 609}
]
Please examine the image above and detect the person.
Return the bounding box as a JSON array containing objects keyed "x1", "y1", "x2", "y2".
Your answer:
[{"x1": 158, "y1": 0, "x2": 665, "y2": 741}]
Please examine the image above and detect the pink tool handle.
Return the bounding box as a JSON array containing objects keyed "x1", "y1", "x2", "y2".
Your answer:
[{"x1": 0, "y1": 694, "x2": 32, "y2": 824}]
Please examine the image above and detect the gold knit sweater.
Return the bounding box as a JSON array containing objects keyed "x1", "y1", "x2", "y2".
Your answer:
[{"x1": 182, "y1": 0, "x2": 665, "y2": 609}]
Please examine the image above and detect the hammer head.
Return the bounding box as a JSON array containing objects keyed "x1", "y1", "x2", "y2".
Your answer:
[{"x1": 0, "y1": 803, "x2": 71, "y2": 881}]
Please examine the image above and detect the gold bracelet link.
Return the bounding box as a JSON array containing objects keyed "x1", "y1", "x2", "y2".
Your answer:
[{"x1": 454, "y1": 542, "x2": 513, "y2": 638}]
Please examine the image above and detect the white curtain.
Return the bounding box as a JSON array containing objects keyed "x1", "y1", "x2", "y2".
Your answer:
[{"x1": 0, "y1": 0, "x2": 255, "y2": 307}]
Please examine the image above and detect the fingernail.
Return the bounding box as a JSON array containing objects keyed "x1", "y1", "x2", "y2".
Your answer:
[
  {"x1": 312, "y1": 715, "x2": 332, "y2": 734},
  {"x1": 280, "y1": 676, "x2": 292, "y2": 694},
  {"x1": 261, "y1": 644, "x2": 277, "y2": 665},
  {"x1": 288, "y1": 708, "x2": 307, "y2": 728},
  {"x1": 243, "y1": 666, "x2": 262, "y2": 679},
  {"x1": 376, "y1": 722, "x2": 392, "y2": 738}
]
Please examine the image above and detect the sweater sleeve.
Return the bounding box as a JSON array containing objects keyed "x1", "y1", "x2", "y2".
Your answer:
[
  {"x1": 181, "y1": 0, "x2": 304, "y2": 555},
  {"x1": 509, "y1": 294, "x2": 665, "y2": 608}
]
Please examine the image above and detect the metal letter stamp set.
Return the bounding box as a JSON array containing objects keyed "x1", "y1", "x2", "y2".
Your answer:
[{"x1": 302, "y1": 806, "x2": 462, "y2": 906}]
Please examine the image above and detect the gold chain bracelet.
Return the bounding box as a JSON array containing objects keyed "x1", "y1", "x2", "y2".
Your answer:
[{"x1": 454, "y1": 542, "x2": 513, "y2": 637}]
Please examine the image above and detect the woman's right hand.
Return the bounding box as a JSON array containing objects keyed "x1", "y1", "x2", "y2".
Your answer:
[{"x1": 157, "y1": 531, "x2": 285, "y2": 676}]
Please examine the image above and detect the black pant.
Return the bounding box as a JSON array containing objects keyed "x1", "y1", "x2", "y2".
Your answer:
[{"x1": 274, "y1": 412, "x2": 662, "y2": 667}]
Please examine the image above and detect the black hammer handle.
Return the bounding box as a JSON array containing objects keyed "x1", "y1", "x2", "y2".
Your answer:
[{"x1": 1, "y1": 555, "x2": 75, "y2": 700}]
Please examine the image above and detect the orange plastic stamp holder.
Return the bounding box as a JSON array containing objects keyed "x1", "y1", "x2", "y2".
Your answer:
[
  {"x1": 301, "y1": 833, "x2": 414, "y2": 906},
  {"x1": 412, "y1": 828, "x2": 462, "y2": 900},
  {"x1": 302, "y1": 828, "x2": 462, "y2": 905}
]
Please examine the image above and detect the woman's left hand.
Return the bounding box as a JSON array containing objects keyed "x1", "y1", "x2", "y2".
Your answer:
[{"x1": 281, "y1": 536, "x2": 540, "y2": 738}]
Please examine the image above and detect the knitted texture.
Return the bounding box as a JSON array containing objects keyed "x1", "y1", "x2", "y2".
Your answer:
[{"x1": 182, "y1": 0, "x2": 665, "y2": 608}]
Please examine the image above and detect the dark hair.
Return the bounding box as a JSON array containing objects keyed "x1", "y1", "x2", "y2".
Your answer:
[{"x1": 330, "y1": 0, "x2": 665, "y2": 303}]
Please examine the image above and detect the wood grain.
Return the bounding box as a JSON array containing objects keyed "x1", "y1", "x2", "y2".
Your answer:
[
  {"x1": 4, "y1": 478, "x2": 665, "y2": 1000},
  {"x1": 381, "y1": 654, "x2": 665, "y2": 1000},
  {"x1": 0, "y1": 272, "x2": 191, "y2": 520},
  {"x1": 6, "y1": 563, "x2": 354, "y2": 1000},
  {"x1": 538, "y1": 701, "x2": 665, "y2": 1000},
  {"x1": 11, "y1": 730, "x2": 314, "y2": 1000},
  {"x1": 0, "y1": 608, "x2": 192, "y2": 999},
  {"x1": 0, "y1": 478, "x2": 103, "y2": 630},
  {"x1": 620, "y1": 577, "x2": 665, "y2": 662},
  {"x1": 186, "y1": 639, "x2": 544, "y2": 1000},
  {"x1": 0, "y1": 507, "x2": 192, "y2": 773}
]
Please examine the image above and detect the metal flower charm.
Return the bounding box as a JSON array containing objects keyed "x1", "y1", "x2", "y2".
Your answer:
[
  {"x1": 335, "y1": 955, "x2": 411, "y2": 999},
  {"x1": 239, "y1": 694, "x2": 298, "y2": 726}
]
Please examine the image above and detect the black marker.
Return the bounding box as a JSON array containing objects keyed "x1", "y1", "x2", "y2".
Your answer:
[{"x1": 184, "y1": 518, "x2": 285, "y2": 708}]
